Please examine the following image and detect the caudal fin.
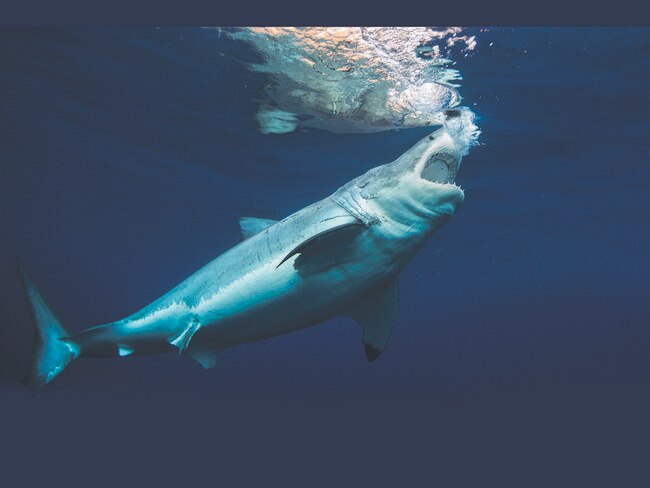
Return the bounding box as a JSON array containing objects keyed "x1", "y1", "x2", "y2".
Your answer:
[{"x1": 17, "y1": 258, "x2": 79, "y2": 388}]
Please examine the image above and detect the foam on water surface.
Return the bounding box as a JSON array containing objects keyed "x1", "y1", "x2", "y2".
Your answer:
[{"x1": 227, "y1": 27, "x2": 479, "y2": 135}]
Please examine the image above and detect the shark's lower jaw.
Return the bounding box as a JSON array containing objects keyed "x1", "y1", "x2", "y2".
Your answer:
[{"x1": 420, "y1": 152, "x2": 459, "y2": 185}]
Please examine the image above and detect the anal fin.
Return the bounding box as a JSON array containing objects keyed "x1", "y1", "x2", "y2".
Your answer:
[
  {"x1": 186, "y1": 347, "x2": 220, "y2": 369},
  {"x1": 117, "y1": 346, "x2": 135, "y2": 357}
]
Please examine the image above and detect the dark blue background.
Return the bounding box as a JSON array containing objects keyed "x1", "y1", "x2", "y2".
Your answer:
[{"x1": 1, "y1": 28, "x2": 649, "y2": 485}]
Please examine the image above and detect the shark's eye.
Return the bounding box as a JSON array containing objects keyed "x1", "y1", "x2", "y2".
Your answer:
[{"x1": 421, "y1": 152, "x2": 458, "y2": 183}]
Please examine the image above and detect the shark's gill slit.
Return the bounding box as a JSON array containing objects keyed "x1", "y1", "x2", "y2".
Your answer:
[{"x1": 421, "y1": 152, "x2": 458, "y2": 184}]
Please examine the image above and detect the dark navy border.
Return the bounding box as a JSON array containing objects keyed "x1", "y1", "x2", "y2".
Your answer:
[{"x1": 1, "y1": 0, "x2": 649, "y2": 26}]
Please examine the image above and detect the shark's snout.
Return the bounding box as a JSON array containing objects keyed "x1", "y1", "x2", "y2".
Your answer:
[{"x1": 420, "y1": 152, "x2": 459, "y2": 184}]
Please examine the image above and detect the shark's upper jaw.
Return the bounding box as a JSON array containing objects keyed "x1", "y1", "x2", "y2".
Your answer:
[
  {"x1": 408, "y1": 137, "x2": 465, "y2": 214},
  {"x1": 420, "y1": 151, "x2": 459, "y2": 185}
]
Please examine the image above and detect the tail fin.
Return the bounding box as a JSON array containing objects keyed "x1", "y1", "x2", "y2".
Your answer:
[{"x1": 17, "y1": 258, "x2": 79, "y2": 388}]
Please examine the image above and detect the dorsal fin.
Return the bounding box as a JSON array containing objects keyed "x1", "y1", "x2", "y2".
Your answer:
[
  {"x1": 347, "y1": 281, "x2": 399, "y2": 362},
  {"x1": 239, "y1": 217, "x2": 278, "y2": 240}
]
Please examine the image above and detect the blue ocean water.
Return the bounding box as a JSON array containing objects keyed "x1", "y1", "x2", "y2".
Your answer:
[{"x1": 1, "y1": 27, "x2": 649, "y2": 484}]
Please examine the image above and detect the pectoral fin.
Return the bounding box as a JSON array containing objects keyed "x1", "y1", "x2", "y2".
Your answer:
[
  {"x1": 239, "y1": 217, "x2": 278, "y2": 240},
  {"x1": 277, "y1": 221, "x2": 365, "y2": 269},
  {"x1": 347, "y1": 281, "x2": 399, "y2": 362}
]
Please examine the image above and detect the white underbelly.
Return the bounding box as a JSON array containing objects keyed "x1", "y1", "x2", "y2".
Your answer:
[{"x1": 192, "y1": 240, "x2": 398, "y2": 347}]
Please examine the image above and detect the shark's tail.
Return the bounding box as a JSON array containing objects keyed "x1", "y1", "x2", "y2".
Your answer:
[{"x1": 17, "y1": 258, "x2": 80, "y2": 388}]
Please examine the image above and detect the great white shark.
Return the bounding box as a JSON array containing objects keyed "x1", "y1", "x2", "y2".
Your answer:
[{"x1": 18, "y1": 109, "x2": 477, "y2": 387}]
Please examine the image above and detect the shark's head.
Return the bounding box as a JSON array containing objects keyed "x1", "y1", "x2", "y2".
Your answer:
[{"x1": 333, "y1": 108, "x2": 479, "y2": 236}]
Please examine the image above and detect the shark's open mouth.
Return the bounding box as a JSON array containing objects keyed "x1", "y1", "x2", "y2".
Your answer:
[{"x1": 420, "y1": 152, "x2": 459, "y2": 184}]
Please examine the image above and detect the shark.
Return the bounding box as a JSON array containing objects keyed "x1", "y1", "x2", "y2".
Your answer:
[{"x1": 18, "y1": 109, "x2": 476, "y2": 388}]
